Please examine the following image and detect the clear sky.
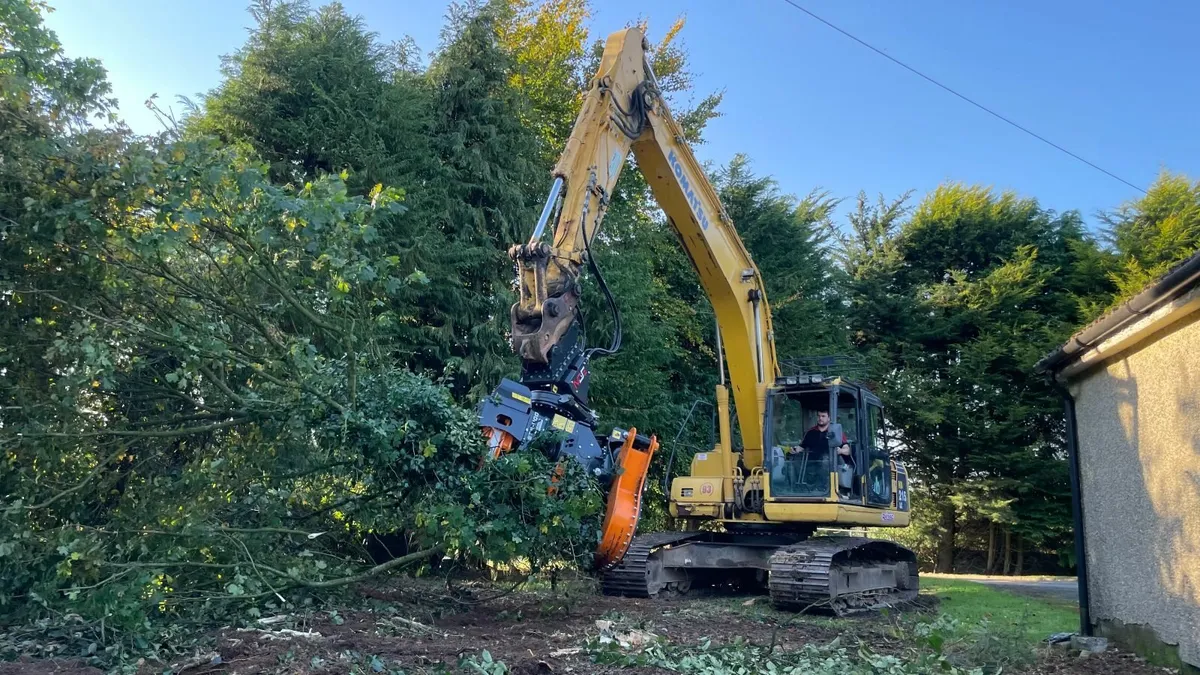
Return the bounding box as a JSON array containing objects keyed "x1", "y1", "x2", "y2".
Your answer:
[{"x1": 41, "y1": 1, "x2": 1200, "y2": 231}]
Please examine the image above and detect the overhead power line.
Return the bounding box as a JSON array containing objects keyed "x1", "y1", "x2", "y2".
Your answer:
[{"x1": 779, "y1": 0, "x2": 1146, "y2": 195}]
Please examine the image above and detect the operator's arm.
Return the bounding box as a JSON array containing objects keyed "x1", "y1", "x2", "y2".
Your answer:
[{"x1": 837, "y1": 431, "x2": 852, "y2": 459}]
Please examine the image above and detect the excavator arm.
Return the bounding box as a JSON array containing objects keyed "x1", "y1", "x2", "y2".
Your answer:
[{"x1": 480, "y1": 27, "x2": 778, "y2": 569}]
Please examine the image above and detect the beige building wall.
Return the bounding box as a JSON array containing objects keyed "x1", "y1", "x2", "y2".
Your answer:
[{"x1": 1070, "y1": 310, "x2": 1200, "y2": 668}]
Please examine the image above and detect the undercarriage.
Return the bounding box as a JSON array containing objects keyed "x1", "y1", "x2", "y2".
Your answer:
[{"x1": 601, "y1": 531, "x2": 919, "y2": 615}]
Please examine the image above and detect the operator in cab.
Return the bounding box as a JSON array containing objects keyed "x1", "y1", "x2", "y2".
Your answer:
[
  {"x1": 802, "y1": 410, "x2": 855, "y2": 496},
  {"x1": 801, "y1": 410, "x2": 851, "y2": 460},
  {"x1": 782, "y1": 410, "x2": 852, "y2": 490}
]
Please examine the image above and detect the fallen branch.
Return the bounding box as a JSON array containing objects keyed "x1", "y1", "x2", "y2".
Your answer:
[
  {"x1": 256, "y1": 615, "x2": 291, "y2": 625},
  {"x1": 169, "y1": 652, "x2": 222, "y2": 673},
  {"x1": 8, "y1": 445, "x2": 129, "y2": 514},
  {"x1": 767, "y1": 598, "x2": 833, "y2": 653},
  {"x1": 240, "y1": 628, "x2": 323, "y2": 641},
  {"x1": 94, "y1": 547, "x2": 440, "y2": 599},
  {"x1": 381, "y1": 615, "x2": 438, "y2": 634},
  {"x1": 377, "y1": 614, "x2": 466, "y2": 641},
  {"x1": 21, "y1": 417, "x2": 249, "y2": 439},
  {"x1": 290, "y1": 546, "x2": 443, "y2": 589}
]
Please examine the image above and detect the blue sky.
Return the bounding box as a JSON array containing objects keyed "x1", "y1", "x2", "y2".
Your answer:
[{"x1": 42, "y1": 1, "x2": 1200, "y2": 231}]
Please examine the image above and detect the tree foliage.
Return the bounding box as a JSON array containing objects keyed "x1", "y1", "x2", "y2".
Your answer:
[
  {"x1": 2, "y1": 1, "x2": 738, "y2": 654},
  {"x1": 845, "y1": 185, "x2": 1112, "y2": 572},
  {"x1": 1103, "y1": 171, "x2": 1200, "y2": 300},
  {"x1": 719, "y1": 155, "x2": 847, "y2": 359},
  {"x1": 194, "y1": 1, "x2": 433, "y2": 193},
  {"x1": 195, "y1": 0, "x2": 550, "y2": 397},
  {"x1": 0, "y1": 0, "x2": 597, "y2": 653},
  {"x1": 496, "y1": 0, "x2": 591, "y2": 157}
]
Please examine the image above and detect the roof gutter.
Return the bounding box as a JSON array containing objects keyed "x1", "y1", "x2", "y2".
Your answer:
[{"x1": 1035, "y1": 252, "x2": 1200, "y2": 376}]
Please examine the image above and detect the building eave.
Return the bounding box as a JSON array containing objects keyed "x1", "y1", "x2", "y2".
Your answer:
[{"x1": 1035, "y1": 252, "x2": 1200, "y2": 379}]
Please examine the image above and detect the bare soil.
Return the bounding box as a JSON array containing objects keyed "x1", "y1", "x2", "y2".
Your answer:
[
  {"x1": 204, "y1": 589, "x2": 836, "y2": 674},
  {"x1": 3, "y1": 582, "x2": 1179, "y2": 674},
  {"x1": 190, "y1": 585, "x2": 1175, "y2": 675}
]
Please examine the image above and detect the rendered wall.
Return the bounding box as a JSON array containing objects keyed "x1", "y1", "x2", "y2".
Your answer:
[{"x1": 1071, "y1": 310, "x2": 1200, "y2": 668}]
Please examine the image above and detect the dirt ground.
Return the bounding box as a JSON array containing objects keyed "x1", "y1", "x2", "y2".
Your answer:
[
  {"x1": 206, "y1": 591, "x2": 802, "y2": 675},
  {"x1": 183, "y1": 584, "x2": 1182, "y2": 675},
  {"x1": 0, "y1": 583, "x2": 1180, "y2": 674}
]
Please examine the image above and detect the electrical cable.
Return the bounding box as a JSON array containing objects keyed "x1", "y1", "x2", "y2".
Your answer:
[{"x1": 778, "y1": 0, "x2": 1146, "y2": 195}]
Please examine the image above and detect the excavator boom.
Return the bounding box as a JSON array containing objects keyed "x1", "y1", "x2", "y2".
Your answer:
[
  {"x1": 508, "y1": 28, "x2": 776, "y2": 467},
  {"x1": 485, "y1": 27, "x2": 776, "y2": 569},
  {"x1": 479, "y1": 27, "x2": 917, "y2": 606}
]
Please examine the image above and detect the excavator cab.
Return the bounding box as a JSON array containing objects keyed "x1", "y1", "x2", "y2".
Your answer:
[
  {"x1": 765, "y1": 377, "x2": 896, "y2": 505},
  {"x1": 761, "y1": 367, "x2": 908, "y2": 514},
  {"x1": 765, "y1": 388, "x2": 838, "y2": 499}
]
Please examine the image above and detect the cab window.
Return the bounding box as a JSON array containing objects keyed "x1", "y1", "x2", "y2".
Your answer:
[
  {"x1": 836, "y1": 391, "x2": 858, "y2": 444},
  {"x1": 767, "y1": 391, "x2": 833, "y2": 498},
  {"x1": 835, "y1": 390, "x2": 859, "y2": 499},
  {"x1": 866, "y1": 404, "x2": 891, "y2": 505}
]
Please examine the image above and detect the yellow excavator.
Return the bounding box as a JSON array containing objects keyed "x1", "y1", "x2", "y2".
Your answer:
[{"x1": 479, "y1": 27, "x2": 917, "y2": 614}]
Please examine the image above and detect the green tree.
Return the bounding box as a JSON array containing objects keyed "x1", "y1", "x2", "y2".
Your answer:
[
  {"x1": 194, "y1": 0, "x2": 434, "y2": 194},
  {"x1": 838, "y1": 191, "x2": 912, "y2": 370},
  {"x1": 194, "y1": 0, "x2": 551, "y2": 395},
  {"x1": 1, "y1": 0, "x2": 119, "y2": 471},
  {"x1": 1103, "y1": 170, "x2": 1200, "y2": 300},
  {"x1": 425, "y1": 1, "x2": 546, "y2": 394},
  {"x1": 496, "y1": 0, "x2": 591, "y2": 156},
  {"x1": 717, "y1": 154, "x2": 847, "y2": 359},
  {"x1": 845, "y1": 184, "x2": 1110, "y2": 572},
  {"x1": 0, "y1": 2, "x2": 601, "y2": 654},
  {"x1": 2, "y1": 125, "x2": 600, "y2": 627}
]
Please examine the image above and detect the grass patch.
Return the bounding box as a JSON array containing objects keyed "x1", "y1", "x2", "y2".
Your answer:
[
  {"x1": 923, "y1": 573, "x2": 1074, "y2": 582},
  {"x1": 919, "y1": 577, "x2": 1078, "y2": 642},
  {"x1": 586, "y1": 625, "x2": 979, "y2": 675},
  {"x1": 695, "y1": 578, "x2": 1080, "y2": 672},
  {"x1": 581, "y1": 580, "x2": 1079, "y2": 673}
]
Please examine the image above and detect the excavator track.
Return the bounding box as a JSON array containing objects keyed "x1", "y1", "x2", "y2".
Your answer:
[
  {"x1": 768, "y1": 536, "x2": 919, "y2": 616},
  {"x1": 600, "y1": 532, "x2": 703, "y2": 598}
]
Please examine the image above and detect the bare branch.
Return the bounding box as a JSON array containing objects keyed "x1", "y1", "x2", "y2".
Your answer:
[
  {"x1": 8, "y1": 445, "x2": 128, "y2": 514},
  {"x1": 22, "y1": 417, "x2": 249, "y2": 439},
  {"x1": 277, "y1": 546, "x2": 442, "y2": 590}
]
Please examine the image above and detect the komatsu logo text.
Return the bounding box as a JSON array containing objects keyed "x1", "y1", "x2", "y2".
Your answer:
[{"x1": 668, "y1": 149, "x2": 710, "y2": 231}]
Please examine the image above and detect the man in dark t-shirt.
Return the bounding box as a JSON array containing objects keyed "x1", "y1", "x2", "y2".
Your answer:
[
  {"x1": 784, "y1": 410, "x2": 852, "y2": 489},
  {"x1": 799, "y1": 411, "x2": 851, "y2": 459}
]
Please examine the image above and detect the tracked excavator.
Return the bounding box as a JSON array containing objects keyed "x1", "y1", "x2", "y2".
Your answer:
[{"x1": 478, "y1": 27, "x2": 918, "y2": 615}]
